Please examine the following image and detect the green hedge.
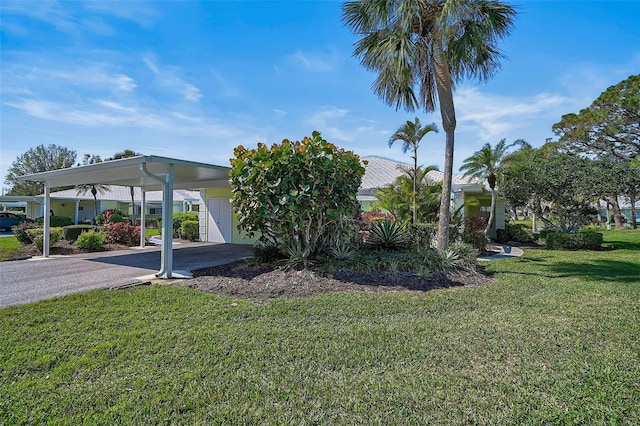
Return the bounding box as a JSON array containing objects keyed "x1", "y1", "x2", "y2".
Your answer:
[
  {"x1": 172, "y1": 212, "x2": 198, "y2": 238},
  {"x1": 35, "y1": 215, "x2": 73, "y2": 227},
  {"x1": 62, "y1": 225, "x2": 98, "y2": 242},
  {"x1": 496, "y1": 223, "x2": 534, "y2": 244},
  {"x1": 75, "y1": 231, "x2": 106, "y2": 250},
  {"x1": 545, "y1": 231, "x2": 603, "y2": 250},
  {"x1": 180, "y1": 220, "x2": 200, "y2": 242}
]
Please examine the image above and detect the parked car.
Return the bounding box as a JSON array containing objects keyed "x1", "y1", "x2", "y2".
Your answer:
[{"x1": 0, "y1": 212, "x2": 32, "y2": 231}]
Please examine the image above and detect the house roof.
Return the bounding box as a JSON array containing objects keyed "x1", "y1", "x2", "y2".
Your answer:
[
  {"x1": 16, "y1": 155, "x2": 230, "y2": 191},
  {"x1": 360, "y1": 156, "x2": 476, "y2": 191}
]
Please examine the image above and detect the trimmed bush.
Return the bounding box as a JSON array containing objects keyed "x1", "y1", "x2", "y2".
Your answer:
[
  {"x1": 173, "y1": 212, "x2": 199, "y2": 238},
  {"x1": 26, "y1": 227, "x2": 63, "y2": 252},
  {"x1": 75, "y1": 231, "x2": 106, "y2": 250},
  {"x1": 62, "y1": 225, "x2": 98, "y2": 242},
  {"x1": 35, "y1": 215, "x2": 73, "y2": 227},
  {"x1": 102, "y1": 222, "x2": 141, "y2": 246},
  {"x1": 109, "y1": 213, "x2": 125, "y2": 223},
  {"x1": 545, "y1": 231, "x2": 603, "y2": 250},
  {"x1": 180, "y1": 220, "x2": 200, "y2": 242},
  {"x1": 496, "y1": 223, "x2": 534, "y2": 244}
]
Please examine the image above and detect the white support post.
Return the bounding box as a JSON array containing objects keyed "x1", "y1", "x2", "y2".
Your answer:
[
  {"x1": 162, "y1": 165, "x2": 174, "y2": 278},
  {"x1": 74, "y1": 200, "x2": 80, "y2": 225},
  {"x1": 139, "y1": 188, "x2": 146, "y2": 248},
  {"x1": 43, "y1": 183, "x2": 50, "y2": 257}
]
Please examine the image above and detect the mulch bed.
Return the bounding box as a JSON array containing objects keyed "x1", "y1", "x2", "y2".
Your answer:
[
  {"x1": 185, "y1": 261, "x2": 494, "y2": 301},
  {"x1": 9, "y1": 240, "x2": 494, "y2": 301},
  {"x1": 8, "y1": 240, "x2": 135, "y2": 260}
]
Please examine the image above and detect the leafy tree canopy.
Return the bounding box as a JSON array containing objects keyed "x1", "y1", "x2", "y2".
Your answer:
[
  {"x1": 500, "y1": 145, "x2": 601, "y2": 232},
  {"x1": 4, "y1": 144, "x2": 77, "y2": 196},
  {"x1": 553, "y1": 74, "x2": 640, "y2": 161},
  {"x1": 229, "y1": 131, "x2": 366, "y2": 266},
  {"x1": 107, "y1": 149, "x2": 142, "y2": 160}
]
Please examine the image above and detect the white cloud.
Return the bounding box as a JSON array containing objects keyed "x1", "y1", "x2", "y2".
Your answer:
[
  {"x1": 287, "y1": 49, "x2": 337, "y2": 72},
  {"x1": 454, "y1": 86, "x2": 571, "y2": 142},
  {"x1": 143, "y1": 55, "x2": 202, "y2": 102}
]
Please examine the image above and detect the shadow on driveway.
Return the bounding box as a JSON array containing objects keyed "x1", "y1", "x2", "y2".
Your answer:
[{"x1": 85, "y1": 243, "x2": 254, "y2": 273}]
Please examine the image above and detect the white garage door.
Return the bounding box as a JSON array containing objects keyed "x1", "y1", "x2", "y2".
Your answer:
[{"x1": 207, "y1": 198, "x2": 232, "y2": 243}]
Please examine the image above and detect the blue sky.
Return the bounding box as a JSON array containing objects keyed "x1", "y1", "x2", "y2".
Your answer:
[{"x1": 1, "y1": 1, "x2": 639, "y2": 193}]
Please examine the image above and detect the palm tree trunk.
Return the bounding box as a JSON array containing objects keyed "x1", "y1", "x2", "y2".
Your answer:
[
  {"x1": 486, "y1": 190, "x2": 496, "y2": 237},
  {"x1": 413, "y1": 149, "x2": 418, "y2": 223},
  {"x1": 433, "y1": 39, "x2": 456, "y2": 251}
]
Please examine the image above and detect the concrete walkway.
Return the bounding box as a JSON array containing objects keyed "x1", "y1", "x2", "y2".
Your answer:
[
  {"x1": 478, "y1": 243, "x2": 524, "y2": 261},
  {"x1": 0, "y1": 243, "x2": 253, "y2": 309}
]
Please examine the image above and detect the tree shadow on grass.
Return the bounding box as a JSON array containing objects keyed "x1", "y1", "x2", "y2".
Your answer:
[
  {"x1": 546, "y1": 259, "x2": 640, "y2": 284},
  {"x1": 603, "y1": 239, "x2": 640, "y2": 251}
]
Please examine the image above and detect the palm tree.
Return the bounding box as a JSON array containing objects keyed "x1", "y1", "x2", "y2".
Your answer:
[
  {"x1": 76, "y1": 184, "x2": 110, "y2": 223},
  {"x1": 342, "y1": 0, "x2": 516, "y2": 249},
  {"x1": 460, "y1": 139, "x2": 524, "y2": 236},
  {"x1": 388, "y1": 117, "x2": 438, "y2": 223},
  {"x1": 375, "y1": 165, "x2": 441, "y2": 223}
]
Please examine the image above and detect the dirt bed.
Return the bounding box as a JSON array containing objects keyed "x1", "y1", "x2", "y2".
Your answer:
[{"x1": 185, "y1": 261, "x2": 494, "y2": 301}]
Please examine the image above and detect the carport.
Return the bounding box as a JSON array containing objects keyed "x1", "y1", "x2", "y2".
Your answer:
[{"x1": 17, "y1": 155, "x2": 231, "y2": 278}]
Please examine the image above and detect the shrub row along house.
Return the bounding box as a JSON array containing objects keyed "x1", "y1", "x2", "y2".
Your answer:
[{"x1": 1, "y1": 155, "x2": 503, "y2": 244}]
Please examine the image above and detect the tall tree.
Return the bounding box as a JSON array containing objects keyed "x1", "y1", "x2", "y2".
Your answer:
[
  {"x1": 388, "y1": 118, "x2": 438, "y2": 223},
  {"x1": 460, "y1": 138, "x2": 524, "y2": 236},
  {"x1": 342, "y1": 0, "x2": 516, "y2": 249},
  {"x1": 4, "y1": 144, "x2": 76, "y2": 195},
  {"x1": 553, "y1": 74, "x2": 639, "y2": 161}
]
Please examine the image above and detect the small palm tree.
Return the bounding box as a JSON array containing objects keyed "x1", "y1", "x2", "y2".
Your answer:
[
  {"x1": 342, "y1": 0, "x2": 516, "y2": 249},
  {"x1": 76, "y1": 184, "x2": 110, "y2": 223},
  {"x1": 460, "y1": 139, "x2": 525, "y2": 236},
  {"x1": 388, "y1": 118, "x2": 438, "y2": 223}
]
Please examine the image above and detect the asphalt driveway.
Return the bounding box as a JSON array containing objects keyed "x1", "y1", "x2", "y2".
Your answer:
[{"x1": 0, "y1": 243, "x2": 253, "y2": 309}]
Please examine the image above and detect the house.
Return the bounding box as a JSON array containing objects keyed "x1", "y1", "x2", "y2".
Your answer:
[
  {"x1": 359, "y1": 156, "x2": 505, "y2": 233},
  {"x1": 5, "y1": 186, "x2": 200, "y2": 225}
]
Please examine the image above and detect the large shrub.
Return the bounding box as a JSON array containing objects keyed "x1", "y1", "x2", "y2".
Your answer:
[
  {"x1": 102, "y1": 222, "x2": 141, "y2": 246},
  {"x1": 173, "y1": 212, "x2": 199, "y2": 238},
  {"x1": 545, "y1": 231, "x2": 603, "y2": 250},
  {"x1": 62, "y1": 225, "x2": 98, "y2": 242},
  {"x1": 75, "y1": 231, "x2": 106, "y2": 250},
  {"x1": 26, "y1": 227, "x2": 63, "y2": 252},
  {"x1": 229, "y1": 131, "x2": 366, "y2": 267},
  {"x1": 180, "y1": 220, "x2": 200, "y2": 242}
]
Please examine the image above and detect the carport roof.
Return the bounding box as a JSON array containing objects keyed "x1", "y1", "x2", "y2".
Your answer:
[{"x1": 16, "y1": 155, "x2": 231, "y2": 191}]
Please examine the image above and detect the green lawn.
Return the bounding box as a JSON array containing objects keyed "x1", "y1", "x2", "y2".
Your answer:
[
  {"x1": 0, "y1": 236, "x2": 21, "y2": 261},
  {"x1": 1, "y1": 230, "x2": 639, "y2": 424}
]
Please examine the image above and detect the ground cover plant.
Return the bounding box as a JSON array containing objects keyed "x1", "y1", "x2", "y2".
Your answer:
[{"x1": 1, "y1": 230, "x2": 638, "y2": 424}]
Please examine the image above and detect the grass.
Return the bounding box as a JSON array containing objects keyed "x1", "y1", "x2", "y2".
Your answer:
[
  {"x1": 1, "y1": 230, "x2": 639, "y2": 424},
  {"x1": 0, "y1": 236, "x2": 21, "y2": 261},
  {"x1": 145, "y1": 227, "x2": 161, "y2": 238}
]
